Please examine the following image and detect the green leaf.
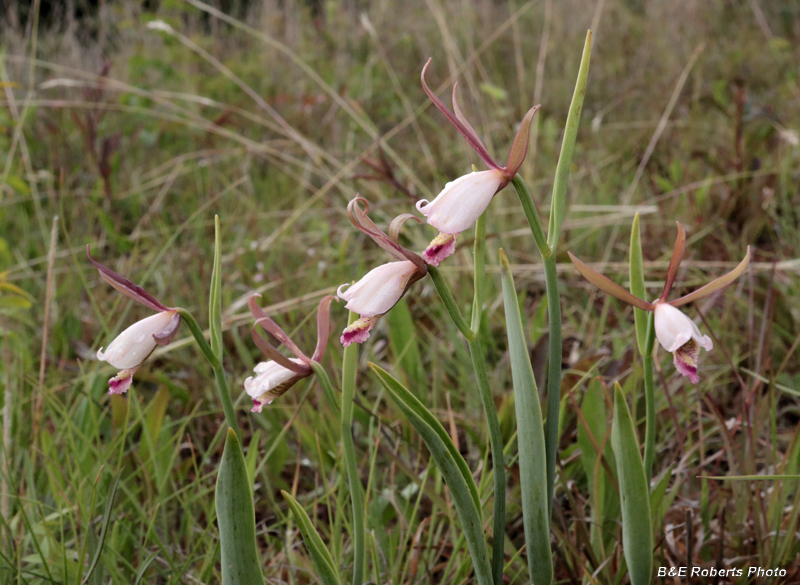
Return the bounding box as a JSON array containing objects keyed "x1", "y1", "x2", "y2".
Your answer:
[
  {"x1": 387, "y1": 299, "x2": 425, "y2": 393},
  {"x1": 629, "y1": 213, "x2": 647, "y2": 355},
  {"x1": 133, "y1": 551, "x2": 160, "y2": 585},
  {"x1": 368, "y1": 364, "x2": 493, "y2": 585},
  {"x1": 499, "y1": 249, "x2": 554, "y2": 585},
  {"x1": 611, "y1": 384, "x2": 652, "y2": 585},
  {"x1": 281, "y1": 491, "x2": 342, "y2": 585},
  {"x1": 209, "y1": 215, "x2": 223, "y2": 359},
  {"x1": 547, "y1": 30, "x2": 592, "y2": 249},
  {"x1": 216, "y1": 428, "x2": 265, "y2": 585}
]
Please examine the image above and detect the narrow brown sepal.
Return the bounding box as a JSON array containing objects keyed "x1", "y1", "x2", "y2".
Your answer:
[
  {"x1": 87, "y1": 246, "x2": 170, "y2": 313},
  {"x1": 660, "y1": 221, "x2": 686, "y2": 302},
  {"x1": 669, "y1": 246, "x2": 751, "y2": 308},
  {"x1": 569, "y1": 251, "x2": 655, "y2": 311},
  {"x1": 505, "y1": 105, "x2": 541, "y2": 179}
]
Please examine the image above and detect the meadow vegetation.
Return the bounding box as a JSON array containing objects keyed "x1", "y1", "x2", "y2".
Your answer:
[{"x1": 1, "y1": 0, "x2": 799, "y2": 582}]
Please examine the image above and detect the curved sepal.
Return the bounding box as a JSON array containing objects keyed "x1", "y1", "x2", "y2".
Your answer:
[
  {"x1": 87, "y1": 246, "x2": 170, "y2": 313},
  {"x1": 668, "y1": 246, "x2": 751, "y2": 308},
  {"x1": 568, "y1": 252, "x2": 655, "y2": 311},
  {"x1": 505, "y1": 105, "x2": 541, "y2": 179}
]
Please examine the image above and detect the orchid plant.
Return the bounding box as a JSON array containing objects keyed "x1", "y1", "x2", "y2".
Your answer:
[
  {"x1": 569, "y1": 222, "x2": 750, "y2": 383},
  {"x1": 85, "y1": 29, "x2": 757, "y2": 585}
]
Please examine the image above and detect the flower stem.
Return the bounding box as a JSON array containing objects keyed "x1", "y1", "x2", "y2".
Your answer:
[
  {"x1": 431, "y1": 223, "x2": 506, "y2": 583},
  {"x1": 642, "y1": 313, "x2": 656, "y2": 487},
  {"x1": 341, "y1": 311, "x2": 365, "y2": 585},
  {"x1": 511, "y1": 174, "x2": 563, "y2": 519},
  {"x1": 542, "y1": 253, "x2": 562, "y2": 517},
  {"x1": 428, "y1": 266, "x2": 474, "y2": 341},
  {"x1": 176, "y1": 308, "x2": 240, "y2": 440},
  {"x1": 511, "y1": 175, "x2": 550, "y2": 258}
]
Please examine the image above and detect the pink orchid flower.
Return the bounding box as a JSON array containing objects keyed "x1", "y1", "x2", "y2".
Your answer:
[
  {"x1": 246, "y1": 295, "x2": 335, "y2": 412},
  {"x1": 568, "y1": 223, "x2": 750, "y2": 383},
  {"x1": 417, "y1": 59, "x2": 540, "y2": 264},
  {"x1": 88, "y1": 247, "x2": 181, "y2": 394},
  {"x1": 338, "y1": 196, "x2": 427, "y2": 346}
]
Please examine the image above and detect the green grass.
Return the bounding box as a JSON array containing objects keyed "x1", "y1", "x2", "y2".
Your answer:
[{"x1": 1, "y1": 0, "x2": 800, "y2": 582}]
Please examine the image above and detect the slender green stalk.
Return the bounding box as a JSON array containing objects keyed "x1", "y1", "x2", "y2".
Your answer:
[
  {"x1": 468, "y1": 337, "x2": 505, "y2": 584},
  {"x1": 176, "y1": 309, "x2": 220, "y2": 369},
  {"x1": 472, "y1": 213, "x2": 488, "y2": 331},
  {"x1": 428, "y1": 266, "x2": 474, "y2": 341},
  {"x1": 431, "y1": 224, "x2": 506, "y2": 583},
  {"x1": 176, "y1": 308, "x2": 239, "y2": 439},
  {"x1": 213, "y1": 364, "x2": 240, "y2": 442},
  {"x1": 542, "y1": 254, "x2": 561, "y2": 517},
  {"x1": 642, "y1": 313, "x2": 656, "y2": 487},
  {"x1": 341, "y1": 311, "x2": 365, "y2": 585},
  {"x1": 510, "y1": 176, "x2": 550, "y2": 258}
]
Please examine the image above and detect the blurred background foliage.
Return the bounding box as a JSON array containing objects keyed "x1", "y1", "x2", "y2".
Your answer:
[{"x1": 1, "y1": 0, "x2": 799, "y2": 582}]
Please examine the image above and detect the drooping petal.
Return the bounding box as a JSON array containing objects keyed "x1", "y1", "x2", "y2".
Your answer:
[
  {"x1": 348, "y1": 196, "x2": 427, "y2": 273},
  {"x1": 422, "y1": 232, "x2": 457, "y2": 266},
  {"x1": 311, "y1": 295, "x2": 338, "y2": 363},
  {"x1": 668, "y1": 246, "x2": 751, "y2": 307},
  {"x1": 337, "y1": 261, "x2": 418, "y2": 317},
  {"x1": 97, "y1": 310, "x2": 178, "y2": 370},
  {"x1": 340, "y1": 316, "x2": 378, "y2": 347},
  {"x1": 245, "y1": 358, "x2": 308, "y2": 412},
  {"x1": 249, "y1": 294, "x2": 308, "y2": 361},
  {"x1": 108, "y1": 367, "x2": 138, "y2": 395},
  {"x1": 416, "y1": 170, "x2": 504, "y2": 235},
  {"x1": 654, "y1": 303, "x2": 700, "y2": 352},
  {"x1": 568, "y1": 252, "x2": 655, "y2": 311}
]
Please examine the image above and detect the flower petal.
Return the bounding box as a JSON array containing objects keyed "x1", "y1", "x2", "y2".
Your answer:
[
  {"x1": 673, "y1": 339, "x2": 701, "y2": 384},
  {"x1": 245, "y1": 358, "x2": 308, "y2": 410},
  {"x1": 108, "y1": 367, "x2": 138, "y2": 395},
  {"x1": 416, "y1": 170, "x2": 503, "y2": 235},
  {"x1": 97, "y1": 311, "x2": 177, "y2": 369},
  {"x1": 654, "y1": 303, "x2": 697, "y2": 353},
  {"x1": 422, "y1": 233, "x2": 457, "y2": 266},
  {"x1": 660, "y1": 221, "x2": 686, "y2": 302},
  {"x1": 337, "y1": 261, "x2": 418, "y2": 317},
  {"x1": 340, "y1": 316, "x2": 378, "y2": 346},
  {"x1": 87, "y1": 246, "x2": 170, "y2": 313}
]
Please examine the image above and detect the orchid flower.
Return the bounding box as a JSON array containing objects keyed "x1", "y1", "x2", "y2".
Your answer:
[
  {"x1": 338, "y1": 196, "x2": 427, "y2": 346},
  {"x1": 416, "y1": 59, "x2": 540, "y2": 264},
  {"x1": 88, "y1": 247, "x2": 182, "y2": 394},
  {"x1": 246, "y1": 294, "x2": 336, "y2": 412},
  {"x1": 568, "y1": 223, "x2": 750, "y2": 383}
]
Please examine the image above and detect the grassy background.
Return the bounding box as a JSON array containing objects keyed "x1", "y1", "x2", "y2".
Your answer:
[{"x1": 1, "y1": 0, "x2": 800, "y2": 582}]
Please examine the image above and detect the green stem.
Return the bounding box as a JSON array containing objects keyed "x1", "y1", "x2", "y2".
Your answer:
[
  {"x1": 471, "y1": 213, "x2": 505, "y2": 585},
  {"x1": 176, "y1": 308, "x2": 239, "y2": 439},
  {"x1": 428, "y1": 266, "x2": 474, "y2": 341},
  {"x1": 511, "y1": 175, "x2": 551, "y2": 258},
  {"x1": 471, "y1": 213, "x2": 487, "y2": 332},
  {"x1": 468, "y1": 337, "x2": 506, "y2": 585},
  {"x1": 642, "y1": 313, "x2": 656, "y2": 487},
  {"x1": 213, "y1": 364, "x2": 240, "y2": 442},
  {"x1": 175, "y1": 308, "x2": 220, "y2": 369},
  {"x1": 341, "y1": 312, "x2": 365, "y2": 585},
  {"x1": 542, "y1": 254, "x2": 562, "y2": 518}
]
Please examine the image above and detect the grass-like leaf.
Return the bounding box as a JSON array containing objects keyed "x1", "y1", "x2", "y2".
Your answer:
[
  {"x1": 499, "y1": 249, "x2": 553, "y2": 585},
  {"x1": 368, "y1": 363, "x2": 492, "y2": 585},
  {"x1": 611, "y1": 384, "x2": 652, "y2": 585},
  {"x1": 216, "y1": 428, "x2": 265, "y2": 585},
  {"x1": 629, "y1": 213, "x2": 648, "y2": 354},
  {"x1": 282, "y1": 490, "x2": 342, "y2": 585}
]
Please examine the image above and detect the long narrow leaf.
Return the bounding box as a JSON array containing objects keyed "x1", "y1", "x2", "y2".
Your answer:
[
  {"x1": 547, "y1": 29, "x2": 592, "y2": 248},
  {"x1": 282, "y1": 490, "x2": 342, "y2": 585},
  {"x1": 209, "y1": 215, "x2": 223, "y2": 358},
  {"x1": 629, "y1": 214, "x2": 648, "y2": 354},
  {"x1": 368, "y1": 364, "x2": 493, "y2": 585},
  {"x1": 499, "y1": 250, "x2": 553, "y2": 585},
  {"x1": 216, "y1": 428, "x2": 265, "y2": 585},
  {"x1": 611, "y1": 385, "x2": 652, "y2": 585}
]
